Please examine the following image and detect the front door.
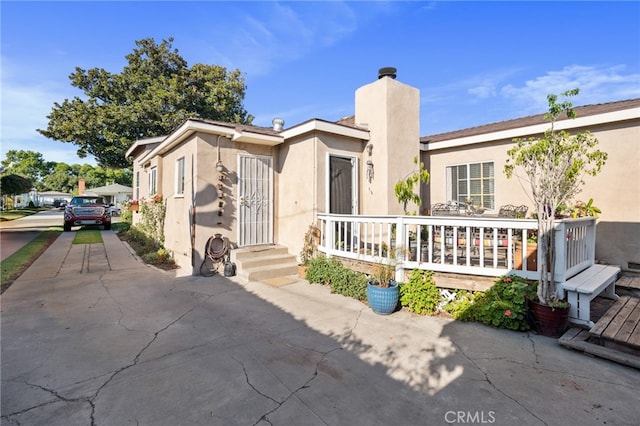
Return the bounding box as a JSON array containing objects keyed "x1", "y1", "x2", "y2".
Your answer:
[
  {"x1": 329, "y1": 155, "x2": 357, "y2": 214},
  {"x1": 238, "y1": 155, "x2": 273, "y2": 246}
]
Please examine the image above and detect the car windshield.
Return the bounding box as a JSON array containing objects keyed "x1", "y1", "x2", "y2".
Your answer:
[{"x1": 71, "y1": 197, "x2": 105, "y2": 205}]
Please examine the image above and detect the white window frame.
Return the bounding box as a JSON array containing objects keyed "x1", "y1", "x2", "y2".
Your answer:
[
  {"x1": 149, "y1": 166, "x2": 157, "y2": 196},
  {"x1": 446, "y1": 161, "x2": 494, "y2": 210},
  {"x1": 175, "y1": 157, "x2": 185, "y2": 197}
]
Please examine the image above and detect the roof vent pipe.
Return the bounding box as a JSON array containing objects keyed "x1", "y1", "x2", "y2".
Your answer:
[
  {"x1": 378, "y1": 67, "x2": 397, "y2": 79},
  {"x1": 272, "y1": 117, "x2": 285, "y2": 131}
]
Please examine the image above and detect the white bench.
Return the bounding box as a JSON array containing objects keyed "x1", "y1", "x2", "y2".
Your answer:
[{"x1": 557, "y1": 264, "x2": 620, "y2": 328}]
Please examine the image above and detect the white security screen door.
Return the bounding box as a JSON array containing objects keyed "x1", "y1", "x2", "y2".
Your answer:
[{"x1": 238, "y1": 155, "x2": 273, "y2": 246}]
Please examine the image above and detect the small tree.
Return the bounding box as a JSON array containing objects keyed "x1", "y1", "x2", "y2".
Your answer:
[
  {"x1": 504, "y1": 89, "x2": 607, "y2": 305},
  {"x1": 394, "y1": 157, "x2": 430, "y2": 214}
]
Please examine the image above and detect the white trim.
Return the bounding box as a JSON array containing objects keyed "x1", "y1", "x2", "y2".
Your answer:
[
  {"x1": 326, "y1": 153, "x2": 359, "y2": 214},
  {"x1": 422, "y1": 107, "x2": 640, "y2": 151},
  {"x1": 282, "y1": 119, "x2": 370, "y2": 141},
  {"x1": 175, "y1": 156, "x2": 185, "y2": 197}
]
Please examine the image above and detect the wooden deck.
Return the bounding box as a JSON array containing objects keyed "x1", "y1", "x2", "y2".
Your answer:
[
  {"x1": 560, "y1": 294, "x2": 640, "y2": 369},
  {"x1": 590, "y1": 296, "x2": 640, "y2": 353}
]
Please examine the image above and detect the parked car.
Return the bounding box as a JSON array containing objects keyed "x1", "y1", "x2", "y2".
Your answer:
[
  {"x1": 108, "y1": 203, "x2": 121, "y2": 216},
  {"x1": 63, "y1": 196, "x2": 111, "y2": 231}
]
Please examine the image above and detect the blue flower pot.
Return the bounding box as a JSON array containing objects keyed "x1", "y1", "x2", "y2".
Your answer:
[{"x1": 366, "y1": 280, "x2": 399, "y2": 315}]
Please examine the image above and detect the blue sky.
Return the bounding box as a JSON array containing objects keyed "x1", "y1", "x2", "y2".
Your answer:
[{"x1": 2, "y1": 1, "x2": 639, "y2": 166}]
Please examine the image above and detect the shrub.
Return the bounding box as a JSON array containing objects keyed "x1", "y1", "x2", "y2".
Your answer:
[
  {"x1": 305, "y1": 256, "x2": 368, "y2": 301},
  {"x1": 330, "y1": 269, "x2": 368, "y2": 301},
  {"x1": 399, "y1": 269, "x2": 440, "y2": 315},
  {"x1": 305, "y1": 256, "x2": 343, "y2": 285},
  {"x1": 444, "y1": 290, "x2": 477, "y2": 320},
  {"x1": 464, "y1": 275, "x2": 534, "y2": 331}
]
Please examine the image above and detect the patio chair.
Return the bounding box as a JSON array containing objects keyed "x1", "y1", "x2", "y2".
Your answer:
[
  {"x1": 515, "y1": 205, "x2": 528, "y2": 218},
  {"x1": 498, "y1": 204, "x2": 517, "y2": 218},
  {"x1": 431, "y1": 203, "x2": 458, "y2": 216}
]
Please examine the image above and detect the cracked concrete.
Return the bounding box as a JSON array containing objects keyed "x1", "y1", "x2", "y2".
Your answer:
[{"x1": 2, "y1": 232, "x2": 640, "y2": 425}]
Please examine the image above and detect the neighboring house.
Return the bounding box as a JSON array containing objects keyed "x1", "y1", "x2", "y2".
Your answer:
[
  {"x1": 421, "y1": 98, "x2": 640, "y2": 272},
  {"x1": 84, "y1": 183, "x2": 134, "y2": 210},
  {"x1": 126, "y1": 68, "x2": 640, "y2": 275}
]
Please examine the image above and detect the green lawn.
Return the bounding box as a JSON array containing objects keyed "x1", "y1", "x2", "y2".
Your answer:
[
  {"x1": 1, "y1": 229, "x2": 62, "y2": 292},
  {"x1": 0, "y1": 208, "x2": 47, "y2": 222},
  {"x1": 72, "y1": 228, "x2": 104, "y2": 244}
]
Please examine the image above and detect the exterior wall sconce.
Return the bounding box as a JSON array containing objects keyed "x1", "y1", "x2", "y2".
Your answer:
[{"x1": 216, "y1": 160, "x2": 224, "y2": 173}]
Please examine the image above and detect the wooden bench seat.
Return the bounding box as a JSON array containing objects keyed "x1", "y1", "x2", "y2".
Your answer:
[{"x1": 557, "y1": 264, "x2": 621, "y2": 328}]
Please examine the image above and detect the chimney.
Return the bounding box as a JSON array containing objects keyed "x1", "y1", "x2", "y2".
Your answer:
[
  {"x1": 272, "y1": 117, "x2": 284, "y2": 131},
  {"x1": 378, "y1": 67, "x2": 397, "y2": 79},
  {"x1": 78, "y1": 178, "x2": 85, "y2": 195}
]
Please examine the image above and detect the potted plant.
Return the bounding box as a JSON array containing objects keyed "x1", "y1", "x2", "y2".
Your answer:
[
  {"x1": 366, "y1": 260, "x2": 400, "y2": 315},
  {"x1": 505, "y1": 88, "x2": 607, "y2": 337}
]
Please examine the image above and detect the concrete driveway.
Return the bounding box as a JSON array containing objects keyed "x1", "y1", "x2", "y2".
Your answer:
[{"x1": 1, "y1": 232, "x2": 640, "y2": 425}]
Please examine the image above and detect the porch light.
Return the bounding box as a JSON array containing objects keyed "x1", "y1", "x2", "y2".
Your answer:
[{"x1": 367, "y1": 160, "x2": 374, "y2": 182}]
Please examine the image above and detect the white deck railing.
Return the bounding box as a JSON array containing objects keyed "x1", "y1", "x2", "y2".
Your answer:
[{"x1": 317, "y1": 214, "x2": 596, "y2": 284}]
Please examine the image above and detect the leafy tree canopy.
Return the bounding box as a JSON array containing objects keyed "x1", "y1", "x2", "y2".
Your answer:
[
  {"x1": 1, "y1": 150, "x2": 52, "y2": 190},
  {"x1": 38, "y1": 37, "x2": 253, "y2": 168},
  {"x1": 1, "y1": 150, "x2": 132, "y2": 193},
  {"x1": 1, "y1": 174, "x2": 33, "y2": 197}
]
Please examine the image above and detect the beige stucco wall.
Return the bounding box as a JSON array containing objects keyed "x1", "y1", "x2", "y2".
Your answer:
[
  {"x1": 274, "y1": 132, "x2": 367, "y2": 261},
  {"x1": 356, "y1": 77, "x2": 420, "y2": 215},
  {"x1": 423, "y1": 118, "x2": 640, "y2": 271},
  {"x1": 133, "y1": 132, "x2": 275, "y2": 275}
]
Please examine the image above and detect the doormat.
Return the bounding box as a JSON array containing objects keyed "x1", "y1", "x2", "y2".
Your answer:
[{"x1": 262, "y1": 277, "x2": 297, "y2": 287}]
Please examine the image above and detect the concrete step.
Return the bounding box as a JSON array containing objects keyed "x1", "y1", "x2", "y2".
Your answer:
[
  {"x1": 231, "y1": 245, "x2": 290, "y2": 262},
  {"x1": 240, "y1": 263, "x2": 299, "y2": 282},
  {"x1": 231, "y1": 245, "x2": 299, "y2": 282}
]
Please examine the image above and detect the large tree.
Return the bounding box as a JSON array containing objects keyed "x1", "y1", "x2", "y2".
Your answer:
[
  {"x1": 38, "y1": 37, "x2": 253, "y2": 168},
  {"x1": 1, "y1": 150, "x2": 52, "y2": 191}
]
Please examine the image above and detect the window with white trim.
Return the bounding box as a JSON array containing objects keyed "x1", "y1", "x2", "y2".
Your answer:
[
  {"x1": 446, "y1": 161, "x2": 494, "y2": 209},
  {"x1": 175, "y1": 157, "x2": 185, "y2": 196},
  {"x1": 149, "y1": 166, "x2": 157, "y2": 196}
]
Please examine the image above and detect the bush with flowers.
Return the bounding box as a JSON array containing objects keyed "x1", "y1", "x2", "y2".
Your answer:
[
  {"x1": 455, "y1": 274, "x2": 535, "y2": 331},
  {"x1": 137, "y1": 194, "x2": 166, "y2": 245}
]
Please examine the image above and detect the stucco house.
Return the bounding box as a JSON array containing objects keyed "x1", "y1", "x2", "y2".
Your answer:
[
  {"x1": 126, "y1": 68, "x2": 640, "y2": 276},
  {"x1": 421, "y1": 98, "x2": 640, "y2": 272}
]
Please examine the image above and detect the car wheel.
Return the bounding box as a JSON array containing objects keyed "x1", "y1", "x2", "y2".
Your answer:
[
  {"x1": 104, "y1": 223, "x2": 111, "y2": 231},
  {"x1": 64, "y1": 223, "x2": 72, "y2": 232}
]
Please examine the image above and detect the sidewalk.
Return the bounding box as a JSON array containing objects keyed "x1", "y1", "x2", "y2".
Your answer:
[{"x1": 2, "y1": 232, "x2": 640, "y2": 425}]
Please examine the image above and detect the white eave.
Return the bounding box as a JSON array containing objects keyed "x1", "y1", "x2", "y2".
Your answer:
[
  {"x1": 231, "y1": 130, "x2": 283, "y2": 146},
  {"x1": 138, "y1": 120, "x2": 285, "y2": 164},
  {"x1": 125, "y1": 135, "x2": 166, "y2": 158},
  {"x1": 281, "y1": 119, "x2": 370, "y2": 140},
  {"x1": 421, "y1": 107, "x2": 640, "y2": 151}
]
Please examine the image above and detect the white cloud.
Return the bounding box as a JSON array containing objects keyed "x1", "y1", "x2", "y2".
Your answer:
[
  {"x1": 501, "y1": 64, "x2": 640, "y2": 114},
  {"x1": 1, "y1": 59, "x2": 96, "y2": 165},
  {"x1": 196, "y1": 2, "x2": 360, "y2": 76}
]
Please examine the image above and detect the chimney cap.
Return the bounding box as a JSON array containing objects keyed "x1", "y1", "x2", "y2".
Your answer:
[{"x1": 378, "y1": 67, "x2": 397, "y2": 79}]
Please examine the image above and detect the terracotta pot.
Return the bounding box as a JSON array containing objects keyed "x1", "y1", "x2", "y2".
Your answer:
[
  {"x1": 130, "y1": 204, "x2": 139, "y2": 212},
  {"x1": 528, "y1": 300, "x2": 570, "y2": 337}
]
